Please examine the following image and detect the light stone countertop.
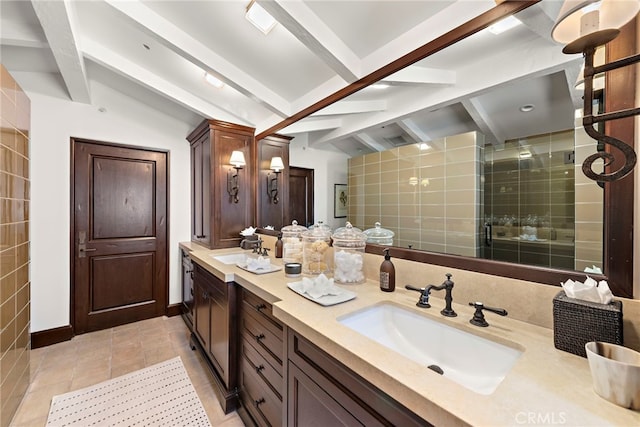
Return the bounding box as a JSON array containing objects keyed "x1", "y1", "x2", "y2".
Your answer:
[{"x1": 187, "y1": 245, "x2": 640, "y2": 427}]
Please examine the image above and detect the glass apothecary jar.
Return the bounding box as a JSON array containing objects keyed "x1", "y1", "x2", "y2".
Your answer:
[
  {"x1": 301, "y1": 222, "x2": 332, "y2": 276},
  {"x1": 363, "y1": 222, "x2": 395, "y2": 246},
  {"x1": 281, "y1": 220, "x2": 307, "y2": 264},
  {"x1": 332, "y1": 222, "x2": 366, "y2": 284}
]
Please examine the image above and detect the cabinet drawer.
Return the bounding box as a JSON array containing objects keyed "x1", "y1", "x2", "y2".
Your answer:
[
  {"x1": 241, "y1": 337, "x2": 282, "y2": 399},
  {"x1": 240, "y1": 355, "x2": 282, "y2": 427},
  {"x1": 242, "y1": 290, "x2": 282, "y2": 332},
  {"x1": 242, "y1": 307, "x2": 284, "y2": 370}
]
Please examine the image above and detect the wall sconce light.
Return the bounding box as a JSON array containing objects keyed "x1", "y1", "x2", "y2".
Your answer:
[
  {"x1": 267, "y1": 156, "x2": 284, "y2": 204},
  {"x1": 227, "y1": 150, "x2": 245, "y2": 203},
  {"x1": 551, "y1": 0, "x2": 639, "y2": 182}
]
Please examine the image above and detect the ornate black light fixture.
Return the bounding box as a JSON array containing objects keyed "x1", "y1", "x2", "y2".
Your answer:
[
  {"x1": 552, "y1": 0, "x2": 640, "y2": 182},
  {"x1": 227, "y1": 150, "x2": 245, "y2": 203}
]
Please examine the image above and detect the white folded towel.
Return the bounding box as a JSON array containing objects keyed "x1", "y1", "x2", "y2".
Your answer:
[
  {"x1": 301, "y1": 274, "x2": 343, "y2": 299},
  {"x1": 246, "y1": 256, "x2": 271, "y2": 272}
]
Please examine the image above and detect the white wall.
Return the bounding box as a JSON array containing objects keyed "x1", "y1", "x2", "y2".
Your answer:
[
  {"x1": 288, "y1": 134, "x2": 350, "y2": 230},
  {"x1": 14, "y1": 72, "x2": 193, "y2": 333}
]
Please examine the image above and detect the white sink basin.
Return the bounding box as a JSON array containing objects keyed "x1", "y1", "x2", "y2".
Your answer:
[
  {"x1": 337, "y1": 303, "x2": 522, "y2": 395},
  {"x1": 210, "y1": 252, "x2": 248, "y2": 265}
]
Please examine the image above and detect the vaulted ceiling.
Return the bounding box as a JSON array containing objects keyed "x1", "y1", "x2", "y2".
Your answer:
[{"x1": 1, "y1": 0, "x2": 582, "y2": 156}]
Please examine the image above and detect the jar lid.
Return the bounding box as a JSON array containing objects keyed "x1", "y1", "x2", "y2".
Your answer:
[
  {"x1": 363, "y1": 222, "x2": 395, "y2": 241},
  {"x1": 281, "y1": 220, "x2": 308, "y2": 234},
  {"x1": 332, "y1": 222, "x2": 366, "y2": 243},
  {"x1": 302, "y1": 222, "x2": 332, "y2": 239},
  {"x1": 307, "y1": 220, "x2": 332, "y2": 233}
]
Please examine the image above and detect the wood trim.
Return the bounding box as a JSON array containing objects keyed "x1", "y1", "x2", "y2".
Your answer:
[
  {"x1": 365, "y1": 244, "x2": 607, "y2": 288},
  {"x1": 603, "y1": 17, "x2": 636, "y2": 298},
  {"x1": 255, "y1": 0, "x2": 539, "y2": 140},
  {"x1": 166, "y1": 303, "x2": 182, "y2": 317},
  {"x1": 31, "y1": 325, "x2": 73, "y2": 349}
]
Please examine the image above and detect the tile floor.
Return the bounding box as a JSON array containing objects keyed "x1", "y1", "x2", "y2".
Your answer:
[{"x1": 9, "y1": 316, "x2": 245, "y2": 427}]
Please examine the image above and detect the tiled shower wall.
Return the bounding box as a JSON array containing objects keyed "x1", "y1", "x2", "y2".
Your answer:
[
  {"x1": 574, "y1": 122, "x2": 604, "y2": 271},
  {"x1": 483, "y1": 129, "x2": 577, "y2": 270},
  {"x1": 0, "y1": 64, "x2": 31, "y2": 427},
  {"x1": 348, "y1": 132, "x2": 482, "y2": 256}
]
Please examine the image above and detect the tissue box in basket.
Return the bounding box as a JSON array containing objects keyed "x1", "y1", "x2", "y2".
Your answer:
[{"x1": 553, "y1": 291, "x2": 623, "y2": 357}]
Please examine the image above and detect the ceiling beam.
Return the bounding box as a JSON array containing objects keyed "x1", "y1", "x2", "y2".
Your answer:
[
  {"x1": 311, "y1": 100, "x2": 386, "y2": 116},
  {"x1": 0, "y1": 19, "x2": 48, "y2": 48},
  {"x1": 258, "y1": 0, "x2": 360, "y2": 82},
  {"x1": 82, "y1": 39, "x2": 251, "y2": 125},
  {"x1": 398, "y1": 118, "x2": 432, "y2": 143},
  {"x1": 104, "y1": 0, "x2": 290, "y2": 117},
  {"x1": 382, "y1": 66, "x2": 456, "y2": 85},
  {"x1": 353, "y1": 133, "x2": 390, "y2": 152},
  {"x1": 281, "y1": 117, "x2": 343, "y2": 134},
  {"x1": 31, "y1": 0, "x2": 90, "y2": 103},
  {"x1": 461, "y1": 97, "x2": 505, "y2": 149}
]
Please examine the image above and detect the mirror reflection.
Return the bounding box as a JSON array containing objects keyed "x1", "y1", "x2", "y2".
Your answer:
[{"x1": 281, "y1": 5, "x2": 604, "y2": 273}]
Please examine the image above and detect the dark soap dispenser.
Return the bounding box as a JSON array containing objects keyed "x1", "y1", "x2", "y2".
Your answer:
[
  {"x1": 380, "y1": 248, "x2": 395, "y2": 292},
  {"x1": 275, "y1": 232, "x2": 283, "y2": 258}
]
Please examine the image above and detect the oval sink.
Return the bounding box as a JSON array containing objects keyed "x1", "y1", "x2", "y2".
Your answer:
[{"x1": 337, "y1": 303, "x2": 522, "y2": 395}]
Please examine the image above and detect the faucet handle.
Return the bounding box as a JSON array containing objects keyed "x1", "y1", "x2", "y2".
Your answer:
[
  {"x1": 468, "y1": 302, "x2": 508, "y2": 327},
  {"x1": 261, "y1": 247, "x2": 270, "y2": 257},
  {"x1": 404, "y1": 285, "x2": 432, "y2": 308}
]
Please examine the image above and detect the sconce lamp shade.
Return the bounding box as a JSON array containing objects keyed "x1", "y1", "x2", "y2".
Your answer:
[
  {"x1": 270, "y1": 156, "x2": 284, "y2": 172},
  {"x1": 230, "y1": 150, "x2": 246, "y2": 168},
  {"x1": 551, "y1": 0, "x2": 640, "y2": 51}
]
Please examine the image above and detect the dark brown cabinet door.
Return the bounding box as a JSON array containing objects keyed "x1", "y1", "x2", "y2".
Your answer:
[
  {"x1": 288, "y1": 167, "x2": 314, "y2": 227},
  {"x1": 72, "y1": 139, "x2": 168, "y2": 334},
  {"x1": 288, "y1": 362, "x2": 362, "y2": 427},
  {"x1": 192, "y1": 263, "x2": 237, "y2": 400},
  {"x1": 193, "y1": 277, "x2": 210, "y2": 351},
  {"x1": 188, "y1": 119, "x2": 254, "y2": 249}
]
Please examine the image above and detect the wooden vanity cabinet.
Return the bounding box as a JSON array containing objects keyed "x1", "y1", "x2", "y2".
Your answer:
[
  {"x1": 191, "y1": 263, "x2": 238, "y2": 413},
  {"x1": 287, "y1": 330, "x2": 429, "y2": 427},
  {"x1": 237, "y1": 289, "x2": 285, "y2": 427},
  {"x1": 188, "y1": 119, "x2": 255, "y2": 249}
]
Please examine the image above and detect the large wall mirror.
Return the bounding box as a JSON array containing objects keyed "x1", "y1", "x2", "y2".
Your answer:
[{"x1": 258, "y1": 1, "x2": 635, "y2": 298}]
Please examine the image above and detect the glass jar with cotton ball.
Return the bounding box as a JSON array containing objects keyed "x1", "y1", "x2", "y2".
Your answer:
[{"x1": 331, "y1": 222, "x2": 367, "y2": 284}]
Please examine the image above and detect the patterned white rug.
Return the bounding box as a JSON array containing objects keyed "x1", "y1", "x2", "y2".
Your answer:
[{"x1": 46, "y1": 356, "x2": 211, "y2": 427}]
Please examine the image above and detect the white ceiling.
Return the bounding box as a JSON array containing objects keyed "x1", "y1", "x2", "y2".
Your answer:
[{"x1": 0, "y1": 0, "x2": 584, "y2": 156}]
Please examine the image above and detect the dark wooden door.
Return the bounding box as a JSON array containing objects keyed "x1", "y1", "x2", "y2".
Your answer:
[
  {"x1": 288, "y1": 167, "x2": 314, "y2": 227},
  {"x1": 72, "y1": 139, "x2": 168, "y2": 334}
]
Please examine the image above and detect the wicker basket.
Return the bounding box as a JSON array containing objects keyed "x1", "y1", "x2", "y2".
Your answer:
[{"x1": 552, "y1": 291, "x2": 623, "y2": 357}]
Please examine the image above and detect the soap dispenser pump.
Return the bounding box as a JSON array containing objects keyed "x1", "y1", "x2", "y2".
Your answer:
[{"x1": 380, "y1": 248, "x2": 395, "y2": 292}]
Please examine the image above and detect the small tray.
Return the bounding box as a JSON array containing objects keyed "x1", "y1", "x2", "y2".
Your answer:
[
  {"x1": 236, "y1": 263, "x2": 282, "y2": 275},
  {"x1": 287, "y1": 281, "x2": 356, "y2": 306}
]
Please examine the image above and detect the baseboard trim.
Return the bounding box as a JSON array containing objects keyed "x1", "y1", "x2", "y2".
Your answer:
[
  {"x1": 166, "y1": 303, "x2": 182, "y2": 317},
  {"x1": 31, "y1": 325, "x2": 73, "y2": 349}
]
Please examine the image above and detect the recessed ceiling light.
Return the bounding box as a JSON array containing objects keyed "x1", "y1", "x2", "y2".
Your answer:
[
  {"x1": 371, "y1": 83, "x2": 390, "y2": 90},
  {"x1": 519, "y1": 104, "x2": 535, "y2": 113},
  {"x1": 204, "y1": 72, "x2": 225, "y2": 89},
  {"x1": 487, "y1": 16, "x2": 522, "y2": 35},
  {"x1": 245, "y1": 0, "x2": 277, "y2": 35},
  {"x1": 418, "y1": 142, "x2": 431, "y2": 150}
]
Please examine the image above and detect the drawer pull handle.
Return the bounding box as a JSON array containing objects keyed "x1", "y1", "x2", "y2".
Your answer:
[
  {"x1": 256, "y1": 303, "x2": 266, "y2": 312},
  {"x1": 255, "y1": 364, "x2": 265, "y2": 373},
  {"x1": 255, "y1": 333, "x2": 265, "y2": 342},
  {"x1": 255, "y1": 398, "x2": 265, "y2": 407}
]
